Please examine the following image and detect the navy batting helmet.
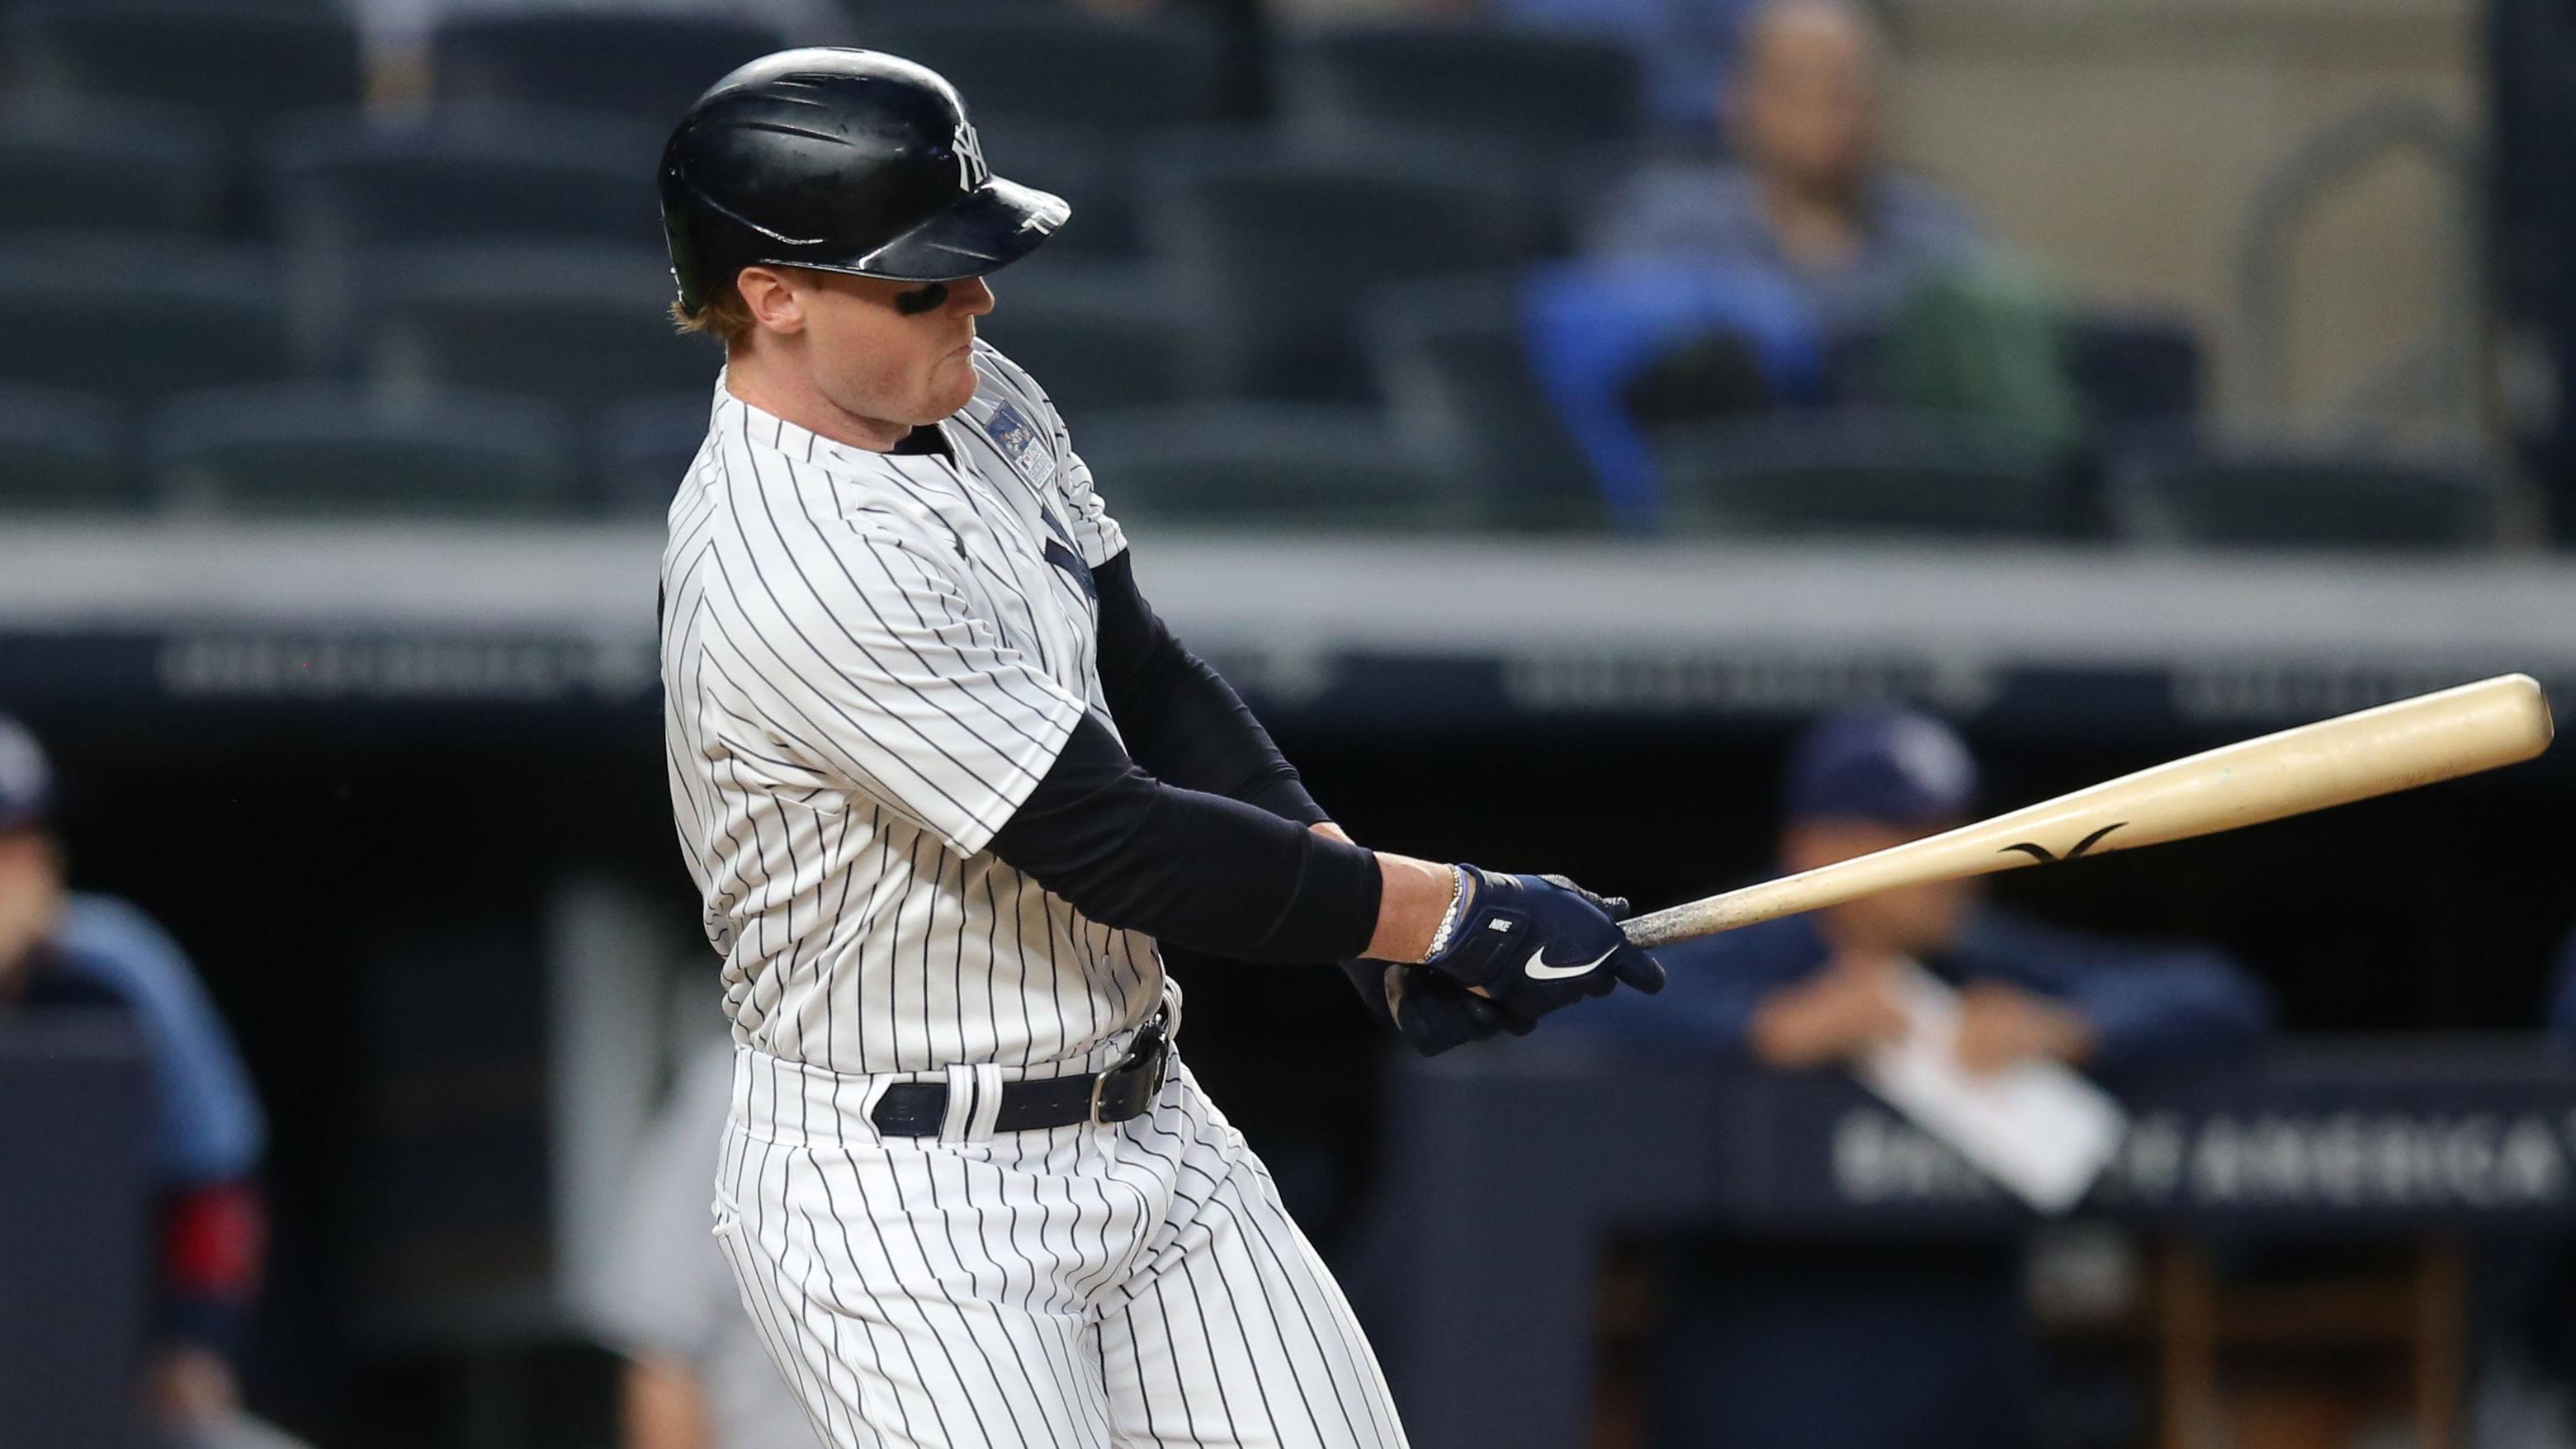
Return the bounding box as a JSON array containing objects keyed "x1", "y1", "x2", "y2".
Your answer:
[{"x1": 657, "y1": 48, "x2": 1070, "y2": 316}]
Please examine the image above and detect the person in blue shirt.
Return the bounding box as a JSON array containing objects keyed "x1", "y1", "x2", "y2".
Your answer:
[
  {"x1": 0, "y1": 715, "x2": 281, "y2": 1448},
  {"x1": 1585, "y1": 0, "x2": 1984, "y2": 333},
  {"x1": 1586, "y1": 708, "x2": 2270, "y2": 1449}
]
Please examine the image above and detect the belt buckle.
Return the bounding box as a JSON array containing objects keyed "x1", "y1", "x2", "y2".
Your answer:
[{"x1": 1089, "y1": 1016, "x2": 1170, "y2": 1126}]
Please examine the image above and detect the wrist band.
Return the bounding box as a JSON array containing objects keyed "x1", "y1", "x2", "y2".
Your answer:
[{"x1": 1421, "y1": 864, "x2": 1467, "y2": 963}]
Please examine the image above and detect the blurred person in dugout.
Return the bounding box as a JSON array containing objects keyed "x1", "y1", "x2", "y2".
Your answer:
[
  {"x1": 1584, "y1": 709, "x2": 2270, "y2": 1449},
  {"x1": 589, "y1": 1038, "x2": 813, "y2": 1449},
  {"x1": 1587, "y1": 0, "x2": 2082, "y2": 447},
  {"x1": 0, "y1": 715, "x2": 292, "y2": 1449}
]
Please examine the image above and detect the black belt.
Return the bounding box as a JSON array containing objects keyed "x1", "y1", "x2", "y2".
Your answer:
[{"x1": 870, "y1": 1013, "x2": 1171, "y2": 1137}]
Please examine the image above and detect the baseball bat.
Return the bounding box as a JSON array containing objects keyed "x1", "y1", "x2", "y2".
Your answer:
[{"x1": 1621, "y1": 673, "x2": 2554, "y2": 951}]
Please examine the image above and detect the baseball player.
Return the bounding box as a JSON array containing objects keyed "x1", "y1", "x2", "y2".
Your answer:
[
  {"x1": 655, "y1": 48, "x2": 1665, "y2": 1449},
  {"x1": 0, "y1": 715, "x2": 286, "y2": 1448}
]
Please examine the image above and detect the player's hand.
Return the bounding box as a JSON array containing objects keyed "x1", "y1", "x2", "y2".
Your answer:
[
  {"x1": 1420, "y1": 866, "x2": 1665, "y2": 1022},
  {"x1": 1339, "y1": 958, "x2": 1535, "y2": 1056},
  {"x1": 1747, "y1": 953, "x2": 1909, "y2": 1069},
  {"x1": 1953, "y1": 981, "x2": 2094, "y2": 1075}
]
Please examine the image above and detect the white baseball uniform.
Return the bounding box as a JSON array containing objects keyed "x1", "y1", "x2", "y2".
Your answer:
[{"x1": 659, "y1": 343, "x2": 1409, "y2": 1449}]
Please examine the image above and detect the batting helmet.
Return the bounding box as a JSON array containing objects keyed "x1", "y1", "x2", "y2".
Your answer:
[{"x1": 657, "y1": 48, "x2": 1070, "y2": 316}]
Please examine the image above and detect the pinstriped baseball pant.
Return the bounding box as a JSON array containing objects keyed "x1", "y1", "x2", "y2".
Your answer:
[{"x1": 715, "y1": 1045, "x2": 1411, "y2": 1449}]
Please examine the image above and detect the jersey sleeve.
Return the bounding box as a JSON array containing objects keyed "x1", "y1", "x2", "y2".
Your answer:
[
  {"x1": 53, "y1": 895, "x2": 266, "y2": 1186},
  {"x1": 974, "y1": 341, "x2": 1127, "y2": 566},
  {"x1": 712, "y1": 484, "x2": 1089, "y2": 859}
]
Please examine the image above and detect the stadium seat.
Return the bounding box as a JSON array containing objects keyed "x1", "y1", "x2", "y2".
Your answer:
[
  {"x1": 0, "y1": 99, "x2": 225, "y2": 238},
  {"x1": 1365, "y1": 274, "x2": 1605, "y2": 530},
  {"x1": 1139, "y1": 138, "x2": 1552, "y2": 400},
  {"x1": 1653, "y1": 409, "x2": 2075, "y2": 537},
  {"x1": 848, "y1": 7, "x2": 1231, "y2": 134},
  {"x1": 0, "y1": 238, "x2": 295, "y2": 405},
  {"x1": 9, "y1": 2, "x2": 362, "y2": 135},
  {"x1": 2108, "y1": 442, "x2": 2507, "y2": 551},
  {"x1": 1075, "y1": 404, "x2": 1459, "y2": 530},
  {"x1": 595, "y1": 394, "x2": 711, "y2": 517},
  {"x1": 266, "y1": 107, "x2": 665, "y2": 259},
  {"x1": 979, "y1": 265, "x2": 1192, "y2": 417},
  {"x1": 429, "y1": 14, "x2": 787, "y2": 126},
  {"x1": 1826, "y1": 311, "x2": 2205, "y2": 439},
  {"x1": 0, "y1": 386, "x2": 135, "y2": 510},
  {"x1": 367, "y1": 244, "x2": 715, "y2": 416},
  {"x1": 149, "y1": 385, "x2": 577, "y2": 517},
  {"x1": 2063, "y1": 311, "x2": 2205, "y2": 436},
  {"x1": 1279, "y1": 23, "x2": 1647, "y2": 158}
]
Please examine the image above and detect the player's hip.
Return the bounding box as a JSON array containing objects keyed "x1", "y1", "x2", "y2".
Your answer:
[
  {"x1": 724, "y1": 979, "x2": 1198, "y2": 1149},
  {"x1": 725, "y1": 936, "x2": 1170, "y2": 1076}
]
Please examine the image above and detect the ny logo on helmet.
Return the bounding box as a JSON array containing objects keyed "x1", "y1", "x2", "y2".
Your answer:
[{"x1": 952, "y1": 120, "x2": 989, "y2": 191}]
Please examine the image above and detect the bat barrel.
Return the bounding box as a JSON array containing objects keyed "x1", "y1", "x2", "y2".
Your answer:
[{"x1": 1621, "y1": 673, "x2": 2553, "y2": 952}]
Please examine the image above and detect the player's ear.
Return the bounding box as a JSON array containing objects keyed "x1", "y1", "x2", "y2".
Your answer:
[{"x1": 735, "y1": 267, "x2": 807, "y2": 337}]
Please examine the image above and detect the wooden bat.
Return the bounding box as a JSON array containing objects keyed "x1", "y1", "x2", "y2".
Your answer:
[{"x1": 1620, "y1": 673, "x2": 2555, "y2": 951}]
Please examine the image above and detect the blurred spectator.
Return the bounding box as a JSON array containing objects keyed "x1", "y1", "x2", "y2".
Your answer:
[
  {"x1": 588, "y1": 1041, "x2": 812, "y2": 1449},
  {"x1": 1587, "y1": 0, "x2": 1970, "y2": 326},
  {"x1": 1584, "y1": 708, "x2": 2268, "y2": 1449},
  {"x1": 0, "y1": 715, "x2": 291, "y2": 1449},
  {"x1": 1586, "y1": 0, "x2": 2078, "y2": 446},
  {"x1": 1489, "y1": 0, "x2": 1750, "y2": 138}
]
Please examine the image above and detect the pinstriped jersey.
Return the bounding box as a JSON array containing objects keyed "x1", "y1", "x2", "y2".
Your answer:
[{"x1": 659, "y1": 342, "x2": 1160, "y2": 1074}]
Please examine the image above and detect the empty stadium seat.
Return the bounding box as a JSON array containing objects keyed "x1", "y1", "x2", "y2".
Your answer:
[
  {"x1": 980, "y1": 266, "x2": 1192, "y2": 417},
  {"x1": 1075, "y1": 404, "x2": 1458, "y2": 529},
  {"x1": 595, "y1": 394, "x2": 711, "y2": 517},
  {"x1": 0, "y1": 386, "x2": 134, "y2": 510},
  {"x1": 368, "y1": 244, "x2": 714, "y2": 415},
  {"x1": 1280, "y1": 23, "x2": 1647, "y2": 157},
  {"x1": 2108, "y1": 442, "x2": 2507, "y2": 551},
  {"x1": 266, "y1": 108, "x2": 664, "y2": 259},
  {"x1": 10, "y1": 2, "x2": 362, "y2": 134},
  {"x1": 429, "y1": 14, "x2": 786, "y2": 126},
  {"x1": 0, "y1": 238, "x2": 295, "y2": 404},
  {"x1": 149, "y1": 385, "x2": 576, "y2": 517},
  {"x1": 1366, "y1": 274, "x2": 1604, "y2": 530},
  {"x1": 1139, "y1": 138, "x2": 1552, "y2": 400},
  {"x1": 2063, "y1": 311, "x2": 2205, "y2": 435},
  {"x1": 1654, "y1": 410, "x2": 2074, "y2": 537},
  {"x1": 848, "y1": 7, "x2": 1231, "y2": 134},
  {"x1": 1826, "y1": 310, "x2": 2205, "y2": 440},
  {"x1": 0, "y1": 99, "x2": 225, "y2": 238}
]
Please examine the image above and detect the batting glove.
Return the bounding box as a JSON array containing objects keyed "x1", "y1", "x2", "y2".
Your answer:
[
  {"x1": 1421, "y1": 866, "x2": 1666, "y2": 1021},
  {"x1": 1339, "y1": 958, "x2": 1537, "y2": 1056}
]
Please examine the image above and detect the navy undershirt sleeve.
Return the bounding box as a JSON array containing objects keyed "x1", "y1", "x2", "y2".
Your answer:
[
  {"x1": 985, "y1": 715, "x2": 1381, "y2": 964},
  {"x1": 1089, "y1": 550, "x2": 1327, "y2": 826}
]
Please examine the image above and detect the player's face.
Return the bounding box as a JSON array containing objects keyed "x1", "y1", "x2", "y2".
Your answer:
[{"x1": 788, "y1": 271, "x2": 997, "y2": 430}]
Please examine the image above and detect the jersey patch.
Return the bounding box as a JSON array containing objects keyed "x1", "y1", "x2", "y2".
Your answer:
[{"x1": 984, "y1": 403, "x2": 1057, "y2": 490}]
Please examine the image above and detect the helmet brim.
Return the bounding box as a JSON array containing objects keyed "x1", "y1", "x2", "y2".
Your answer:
[{"x1": 797, "y1": 177, "x2": 1071, "y2": 284}]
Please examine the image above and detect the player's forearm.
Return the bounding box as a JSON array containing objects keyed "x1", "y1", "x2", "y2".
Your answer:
[
  {"x1": 1366, "y1": 852, "x2": 1457, "y2": 965},
  {"x1": 1318, "y1": 823, "x2": 1453, "y2": 965},
  {"x1": 989, "y1": 716, "x2": 1381, "y2": 962}
]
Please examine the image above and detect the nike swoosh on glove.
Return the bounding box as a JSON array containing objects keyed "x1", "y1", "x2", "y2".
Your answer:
[{"x1": 1422, "y1": 866, "x2": 1666, "y2": 1022}]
